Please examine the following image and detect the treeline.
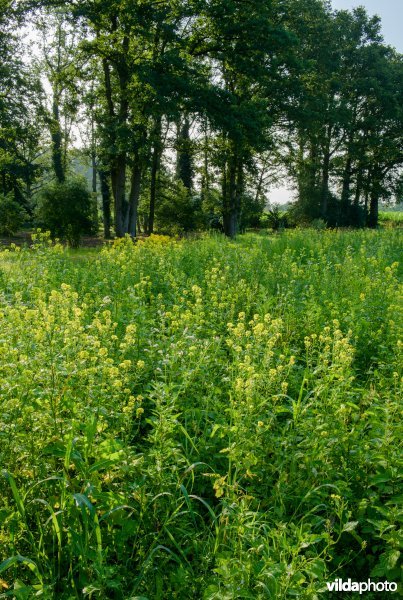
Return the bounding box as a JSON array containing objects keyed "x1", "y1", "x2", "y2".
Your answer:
[{"x1": 0, "y1": 0, "x2": 402, "y2": 239}]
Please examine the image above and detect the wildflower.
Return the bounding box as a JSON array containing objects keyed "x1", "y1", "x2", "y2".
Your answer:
[{"x1": 120, "y1": 360, "x2": 132, "y2": 370}]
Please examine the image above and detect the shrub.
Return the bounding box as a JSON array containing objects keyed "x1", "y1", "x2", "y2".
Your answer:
[
  {"x1": 262, "y1": 206, "x2": 289, "y2": 230},
  {"x1": 311, "y1": 217, "x2": 327, "y2": 230},
  {"x1": 239, "y1": 192, "x2": 266, "y2": 230},
  {"x1": 0, "y1": 193, "x2": 27, "y2": 235},
  {"x1": 156, "y1": 180, "x2": 204, "y2": 234},
  {"x1": 35, "y1": 178, "x2": 97, "y2": 246}
]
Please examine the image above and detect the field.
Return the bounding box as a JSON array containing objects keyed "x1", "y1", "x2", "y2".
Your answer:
[
  {"x1": 379, "y1": 211, "x2": 403, "y2": 228},
  {"x1": 0, "y1": 230, "x2": 402, "y2": 599}
]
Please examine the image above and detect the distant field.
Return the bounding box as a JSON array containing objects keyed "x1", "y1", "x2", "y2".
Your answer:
[
  {"x1": 379, "y1": 211, "x2": 403, "y2": 226},
  {"x1": 0, "y1": 231, "x2": 401, "y2": 599}
]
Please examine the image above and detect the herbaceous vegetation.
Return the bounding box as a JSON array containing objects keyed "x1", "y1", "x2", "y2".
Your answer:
[{"x1": 0, "y1": 230, "x2": 401, "y2": 598}]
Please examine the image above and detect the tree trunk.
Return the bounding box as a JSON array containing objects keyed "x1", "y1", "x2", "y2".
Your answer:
[
  {"x1": 91, "y1": 151, "x2": 97, "y2": 194},
  {"x1": 222, "y1": 161, "x2": 229, "y2": 234},
  {"x1": 127, "y1": 160, "x2": 142, "y2": 238},
  {"x1": 368, "y1": 192, "x2": 379, "y2": 228},
  {"x1": 148, "y1": 116, "x2": 162, "y2": 235},
  {"x1": 201, "y1": 118, "x2": 209, "y2": 202},
  {"x1": 51, "y1": 96, "x2": 65, "y2": 183},
  {"x1": 113, "y1": 156, "x2": 127, "y2": 237},
  {"x1": 368, "y1": 173, "x2": 381, "y2": 228},
  {"x1": 351, "y1": 166, "x2": 362, "y2": 227},
  {"x1": 308, "y1": 141, "x2": 319, "y2": 198},
  {"x1": 224, "y1": 153, "x2": 237, "y2": 238},
  {"x1": 235, "y1": 160, "x2": 243, "y2": 233},
  {"x1": 176, "y1": 116, "x2": 193, "y2": 191},
  {"x1": 340, "y1": 155, "x2": 352, "y2": 225},
  {"x1": 102, "y1": 46, "x2": 130, "y2": 237},
  {"x1": 321, "y1": 131, "x2": 332, "y2": 220},
  {"x1": 99, "y1": 168, "x2": 112, "y2": 239}
]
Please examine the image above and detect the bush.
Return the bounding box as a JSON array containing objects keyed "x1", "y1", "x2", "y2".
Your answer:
[
  {"x1": 0, "y1": 193, "x2": 27, "y2": 235},
  {"x1": 35, "y1": 178, "x2": 97, "y2": 246},
  {"x1": 156, "y1": 180, "x2": 205, "y2": 234},
  {"x1": 261, "y1": 206, "x2": 289, "y2": 230},
  {"x1": 239, "y1": 192, "x2": 266, "y2": 230}
]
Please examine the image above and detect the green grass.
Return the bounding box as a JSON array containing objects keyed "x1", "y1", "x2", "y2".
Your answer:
[
  {"x1": 0, "y1": 230, "x2": 402, "y2": 598},
  {"x1": 379, "y1": 211, "x2": 403, "y2": 227}
]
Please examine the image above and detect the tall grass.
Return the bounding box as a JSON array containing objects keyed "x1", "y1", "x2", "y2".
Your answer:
[
  {"x1": 379, "y1": 211, "x2": 403, "y2": 228},
  {"x1": 0, "y1": 230, "x2": 401, "y2": 598}
]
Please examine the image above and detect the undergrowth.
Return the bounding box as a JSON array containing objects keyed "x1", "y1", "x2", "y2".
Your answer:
[{"x1": 0, "y1": 230, "x2": 401, "y2": 598}]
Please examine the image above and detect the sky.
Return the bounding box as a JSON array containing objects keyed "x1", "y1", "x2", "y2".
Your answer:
[{"x1": 271, "y1": 0, "x2": 402, "y2": 205}]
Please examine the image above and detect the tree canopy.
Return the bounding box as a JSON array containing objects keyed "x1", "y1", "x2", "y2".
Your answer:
[{"x1": 2, "y1": 0, "x2": 402, "y2": 237}]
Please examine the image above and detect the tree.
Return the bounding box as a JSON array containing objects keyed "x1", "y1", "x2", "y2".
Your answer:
[
  {"x1": 36, "y1": 177, "x2": 96, "y2": 246},
  {"x1": 0, "y1": 0, "x2": 43, "y2": 212}
]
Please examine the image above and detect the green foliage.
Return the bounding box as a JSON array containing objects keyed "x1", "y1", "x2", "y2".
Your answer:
[
  {"x1": 239, "y1": 193, "x2": 266, "y2": 230},
  {"x1": 155, "y1": 179, "x2": 204, "y2": 234},
  {"x1": 35, "y1": 178, "x2": 97, "y2": 247},
  {"x1": 261, "y1": 207, "x2": 289, "y2": 230},
  {"x1": 0, "y1": 193, "x2": 27, "y2": 235},
  {"x1": 0, "y1": 230, "x2": 401, "y2": 598}
]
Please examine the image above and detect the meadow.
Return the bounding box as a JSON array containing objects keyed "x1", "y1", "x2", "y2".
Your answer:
[
  {"x1": 379, "y1": 211, "x2": 403, "y2": 228},
  {"x1": 0, "y1": 230, "x2": 401, "y2": 599}
]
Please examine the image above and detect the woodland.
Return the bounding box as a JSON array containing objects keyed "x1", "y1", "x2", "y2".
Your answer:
[{"x1": 0, "y1": 0, "x2": 402, "y2": 241}]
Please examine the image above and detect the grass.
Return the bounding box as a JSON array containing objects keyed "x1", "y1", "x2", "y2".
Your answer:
[
  {"x1": 379, "y1": 211, "x2": 403, "y2": 228},
  {"x1": 0, "y1": 230, "x2": 402, "y2": 599}
]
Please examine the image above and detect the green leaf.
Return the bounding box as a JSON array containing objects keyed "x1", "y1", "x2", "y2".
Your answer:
[{"x1": 342, "y1": 521, "x2": 359, "y2": 533}]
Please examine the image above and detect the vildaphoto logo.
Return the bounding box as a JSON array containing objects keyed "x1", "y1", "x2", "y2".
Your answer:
[{"x1": 326, "y1": 578, "x2": 398, "y2": 594}]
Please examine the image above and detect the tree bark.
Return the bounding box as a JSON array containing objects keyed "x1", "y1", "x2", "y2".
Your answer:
[
  {"x1": 99, "y1": 168, "x2": 112, "y2": 239},
  {"x1": 351, "y1": 165, "x2": 363, "y2": 227},
  {"x1": 114, "y1": 155, "x2": 128, "y2": 237},
  {"x1": 340, "y1": 155, "x2": 352, "y2": 225},
  {"x1": 51, "y1": 96, "x2": 65, "y2": 183},
  {"x1": 176, "y1": 116, "x2": 193, "y2": 191},
  {"x1": 148, "y1": 116, "x2": 162, "y2": 235},
  {"x1": 102, "y1": 44, "x2": 130, "y2": 237},
  {"x1": 368, "y1": 172, "x2": 381, "y2": 228},
  {"x1": 224, "y1": 152, "x2": 237, "y2": 238},
  {"x1": 321, "y1": 128, "x2": 332, "y2": 220},
  {"x1": 127, "y1": 160, "x2": 142, "y2": 238},
  {"x1": 222, "y1": 161, "x2": 229, "y2": 234}
]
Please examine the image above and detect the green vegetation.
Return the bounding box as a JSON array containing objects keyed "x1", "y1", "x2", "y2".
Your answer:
[
  {"x1": 0, "y1": 230, "x2": 401, "y2": 598},
  {"x1": 0, "y1": 193, "x2": 27, "y2": 236},
  {"x1": 35, "y1": 179, "x2": 97, "y2": 247},
  {"x1": 379, "y1": 211, "x2": 403, "y2": 227}
]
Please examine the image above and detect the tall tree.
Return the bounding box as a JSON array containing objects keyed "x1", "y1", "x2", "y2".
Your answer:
[{"x1": 0, "y1": 0, "x2": 43, "y2": 207}]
